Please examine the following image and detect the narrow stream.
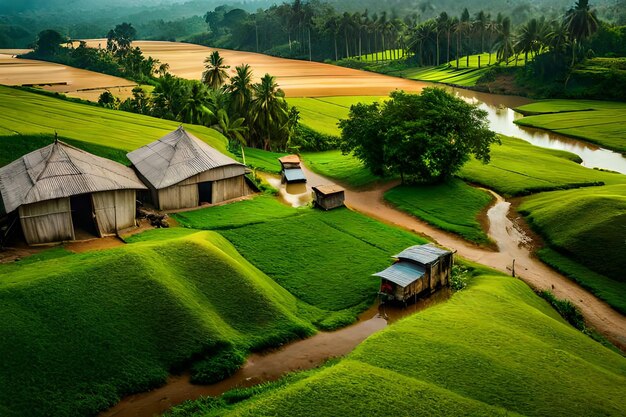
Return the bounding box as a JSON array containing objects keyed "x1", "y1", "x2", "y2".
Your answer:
[{"x1": 100, "y1": 290, "x2": 451, "y2": 417}]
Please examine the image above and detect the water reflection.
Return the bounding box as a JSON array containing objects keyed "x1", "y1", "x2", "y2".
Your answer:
[{"x1": 454, "y1": 90, "x2": 626, "y2": 174}]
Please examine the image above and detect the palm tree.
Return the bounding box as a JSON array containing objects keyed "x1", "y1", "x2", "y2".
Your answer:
[
  {"x1": 214, "y1": 109, "x2": 248, "y2": 163},
  {"x1": 202, "y1": 51, "x2": 230, "y2": 90},
  {"x1": 178, "y1": 82, "x2": 213, "y2": 125},
  {"x1": 157, "y1": 62, "x2": 170, "y2": 77},
  {"x1": 228, "y1": 64, "x2": 253, "y2": 117},
  {"x1": 515, "y1": 18, "x2": 539, "y2": 66},
  {"x1": 494, "y1": 16, "x2": 515, "y2": 65},
  {"x1": 564, "y1": 0, "x2": 599, "y2": 66},
  {"x1": 251, "y1": 74, "x2": 288, "y2": 150},
  {"x1": 339, "y1": 12, "x2": 354, "y2": 58},
  {"x1": 435, "y1": 12, "x2": 449, "y2": 65},
  {"x1": 485, "y1": 18, "x2": 500, "y2": 65},
  {"x1": 475, "y1": 11, "x2": 489, "y2": 54}
]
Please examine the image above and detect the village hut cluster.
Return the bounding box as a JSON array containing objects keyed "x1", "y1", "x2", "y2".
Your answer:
[
  {"x1": 374, "y1": 244, "x2": 453, "y2": 303},
  {"x1": 0, "y1": 127, "x2": 252, "y2": 246}
]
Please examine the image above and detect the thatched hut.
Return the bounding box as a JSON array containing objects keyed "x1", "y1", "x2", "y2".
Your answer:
[
  {"x1": 127, "y1": 127, "x2": 251, "y2": 210},
  {"x1": 373, "y1": 244, "x2": 453, "y2": 303},
  {"x1": 0, "y1": 140, "x2": 147, "y2": 245},
  {"x1": 312, "y1": 185, "x2": 345, "y2": 210},
  {"x1": 278, "y1": 155, "x2": 306, "y2": 183}
]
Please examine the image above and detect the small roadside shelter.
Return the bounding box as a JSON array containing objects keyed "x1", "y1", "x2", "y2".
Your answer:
[
  {"x1": 312, "y1": 185, "x2": 345, "y2": 210},
  {"x1": 373, "y1": 244, "x2": 453, "y2": 303},
  {"x1": 0, "y1": 139, "x2": 147, "y2": 245},
  {"x1": 127, "y1": 126, "x2": 251, "y2": 210},
  {"x1": 279, "y1": 155, "x2": 306, "y2": 183}
]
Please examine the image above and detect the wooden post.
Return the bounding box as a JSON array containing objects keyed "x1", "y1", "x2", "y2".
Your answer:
[
  {"x1": 478, "y1": 55, "x2": 481, "y2": 69},
  {"x1": 512, "y1": 259, "x2": 516, "y2": 277}
]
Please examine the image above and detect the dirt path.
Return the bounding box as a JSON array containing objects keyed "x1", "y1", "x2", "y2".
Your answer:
[{"x1": 299, "y1": 165, "x2": 626, "y2": 351}]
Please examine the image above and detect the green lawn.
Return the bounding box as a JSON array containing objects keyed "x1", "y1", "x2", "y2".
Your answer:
[
  {"x1": 0, "y1": 85, "x2": 229, "y2": 155},
  {"x1": 514, "y1": 99, "x2": 626, "y2": 153},
  {"x1": 243, "y1": 147, "x2": 286, "y2": 173},
  {"x1": 0, "y1": 230, "x2": 313, "y2": 417},
  {"x1": 458, "y1": 136, "x2": 625, "y2": 196},
  {"x1": 169, "y1": 274, "x2": 626, "y2": 417},
  {"x1": 287, "y1": 96, "x2": 382, "y2": 136},
  {"x1": 302, "y1": 150, "x2": 385, "y2": 188},
  {"x1": 384, "y1": 180, "x2": 494, "y2": 245},
  {"x1": 518, "y1": 184, "x2": 626, "y2": 310}
]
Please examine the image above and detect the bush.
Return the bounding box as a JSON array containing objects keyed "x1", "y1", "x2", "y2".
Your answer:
[
  {"x1": 538, "y1": 290, "x2": 586, "y2": 331},
  {"x1": 190, "y1": 345, "x2": 246, "y2": 384},
  {"x1": 450, "y1": 265, "x2": 470, "y2": 291},
  {"x1": 289, "y1": 124, "x2": 338, "y2": 152}
]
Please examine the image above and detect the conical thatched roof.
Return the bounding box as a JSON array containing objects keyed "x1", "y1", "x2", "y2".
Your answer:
[
  {"x1": 127, "y1": 126, "x2": 244, "y2": 190},
  {"x1": 0, "y1": 140, "x2": 146, "y2": 213}
]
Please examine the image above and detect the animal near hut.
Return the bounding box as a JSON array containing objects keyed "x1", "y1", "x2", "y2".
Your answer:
[
  {"x1": 374, "y1": 244, "x2": 453, "y2": 303},
  {"x1": 279, "y1": 155, "x2": 306, "y2": 183},
  {"x1": 127, "y1": 126, "x2": 251, "y2": 210},
  {"x1": 0, "y1": 139, "x2": 147, "y2": 245}
]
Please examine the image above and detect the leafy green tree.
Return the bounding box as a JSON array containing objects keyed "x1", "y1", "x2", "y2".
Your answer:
[
  {"x1": 106, "y1": 23, "x2": 136, "y2": 54},
  {"x1": 34, "y1": 29, "x2": 65, "y2": 56},
  {"x1": 178, "y1": 82, "x2": 213, "y2": 125},
  {"x1": 202, "y1": 51, "x2": 230, "y2": 90},
  {"x1": 97, "y1": 90, "x2": 118, "y2": 109},
  {"x1": 339, "y1": 88, "x2": 499, "y2": 183}
]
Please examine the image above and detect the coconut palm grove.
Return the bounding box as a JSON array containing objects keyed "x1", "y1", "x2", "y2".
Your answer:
[{"x1": 0, "y1": 0, "x2": 625, "y2": 416}]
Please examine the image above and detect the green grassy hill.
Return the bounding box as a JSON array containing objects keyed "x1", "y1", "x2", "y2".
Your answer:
[
  {"x1": 384, "y1": 180, "x2": 494, "y2": 245},
  {"x1": 519, "y1": 184, "x2": 626, "y2": 312},
  {"x1": 514, "y1": 99, "x2": 626, "y2": 153},
  {"x1": 0, "y1": 86, "x2": 229, "y2": 157},
  {"x1": 0, "y1": 231, "x2": 314, "y2": 417},
  {"x1": 168, "y1": 274, "x2": 626, "y2": 417}
]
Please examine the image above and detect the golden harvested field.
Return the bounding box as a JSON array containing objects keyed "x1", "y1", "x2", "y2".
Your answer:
[
  {"x1": 81, "y1": 39, "x2": 430, "y2": 97},
  {"x1": 0, "y1": 50, "x2": 136, "y2": 101}
]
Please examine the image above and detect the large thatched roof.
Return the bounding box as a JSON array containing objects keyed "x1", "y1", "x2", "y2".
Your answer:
[
  {"x1": 0, "y1": 140, "x2": 146, "y2": 213},
  {"x1": 127, "y1": 126, "x2": 243, "y2": 190}
]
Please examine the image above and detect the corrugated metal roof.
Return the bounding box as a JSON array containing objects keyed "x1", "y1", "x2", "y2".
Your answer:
[
  {"x1": 373, "y1": 262, "x2": 425, "y2": 287},
  {"x1": 0, "y1": 140, "x2": 147, "y2": 213},
  {"x1": 127, "y1": 126, "x2": 244, "y2": 190},
  {"x1": 313, "y1": 184, "x2": 344, "y2": 195},
  {"x1": 393, "y1": 244, "x2": 452, "y2": 265},
  {"x1": 284, "y1": 168, "x2": 306, "y2": 183}
]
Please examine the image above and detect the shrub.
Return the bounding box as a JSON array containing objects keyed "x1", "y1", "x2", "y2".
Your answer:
[
  {"x1": 450, "y1": 265, "x2": 470, "y2": 291},
  {"x1": 190, "y1": 345, "x2": 246, "y2": 384},
  {"x1": 538, "y1": 290, "x2": 586, "y2": 331},
  {"x1": 289, "y1": 124, "x2": 338, "y2": 152}
]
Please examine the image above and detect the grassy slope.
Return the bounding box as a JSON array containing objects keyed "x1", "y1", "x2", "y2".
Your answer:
[
  {"x1": 384, "y1": 180, "x2": 494, "y2": 245},
  {"x1": 171, "y1": 198, "x2": 427, "y2": 319},
  {"x1": 287, "y1": 96, "x2": 381, "y2": 136},
  {"x1": 514, "y1": 99, "x2": 626, "y2": 153},
  {"x1": 0, "y1": 231, "x2": 313, "y2": 417},
  {"x1": 458, "y1": 136, "x2": 624, "y2": 196},
  {"x1": 302, "y1": 150, "x2": 383, "y2": 188},
  {"x1": 0, "y1": 85, "x2": 229, "y2": 156},
  {"x1": 178, "y1": 274, "x2": 626, "y2": 417},
  {"x1": 518, "y1": 185, "x2": 626, "y2": 310}
]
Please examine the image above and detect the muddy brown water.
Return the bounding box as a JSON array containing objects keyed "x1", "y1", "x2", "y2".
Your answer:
[{"x1": 100, "y1": 290, "x2": 450, "y2": 417}]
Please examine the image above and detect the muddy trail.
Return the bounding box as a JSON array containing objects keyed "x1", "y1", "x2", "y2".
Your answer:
[
  {"x1": 291, "y1": 165, "x2": 626, "y2": 351},
  {"x1": 100, "y1": 290, "x2": 451, "y2": 417}
]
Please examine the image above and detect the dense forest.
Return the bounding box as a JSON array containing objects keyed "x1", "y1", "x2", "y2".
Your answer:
[{"x1": 1, "y1": 0, "x2": 625, "y2": 48}]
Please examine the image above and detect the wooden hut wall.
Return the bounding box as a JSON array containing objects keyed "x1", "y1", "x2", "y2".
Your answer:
[
  {"x1": 158, "y1": 184, "x2": 199, "y2": 210},
  {"x1": 18, "y1": 198, "x2": 74, "y2": 245},
  {"x1": 212, "y1": 176, "x2": 248, "y2": 204},
  {"x1": 177, "y1": 165, "x2": 246, "y2": 185},
  {"x1": 92, "y1": 190, "x2": 136, "y2": 235},
  {"x1": 317, "y1": 193, "x2": 345, "y2": 210}
]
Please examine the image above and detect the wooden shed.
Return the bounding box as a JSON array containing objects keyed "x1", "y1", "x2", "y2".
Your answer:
[
  {"x1": 0, "y1": 140, "x2": 147, "y2": 245},
  {"x1": 373, "y1": 244, "x2": 453, "y2": 303},
  {"x1": 127, "y1": 127, "x2": 252, "y2": 210},
  {"x1": 312, "y1": 185, "x2": 345, "y2": 210},
  {"x1": 278, "y1": 155, "x2": 306, "y2": 184}
]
